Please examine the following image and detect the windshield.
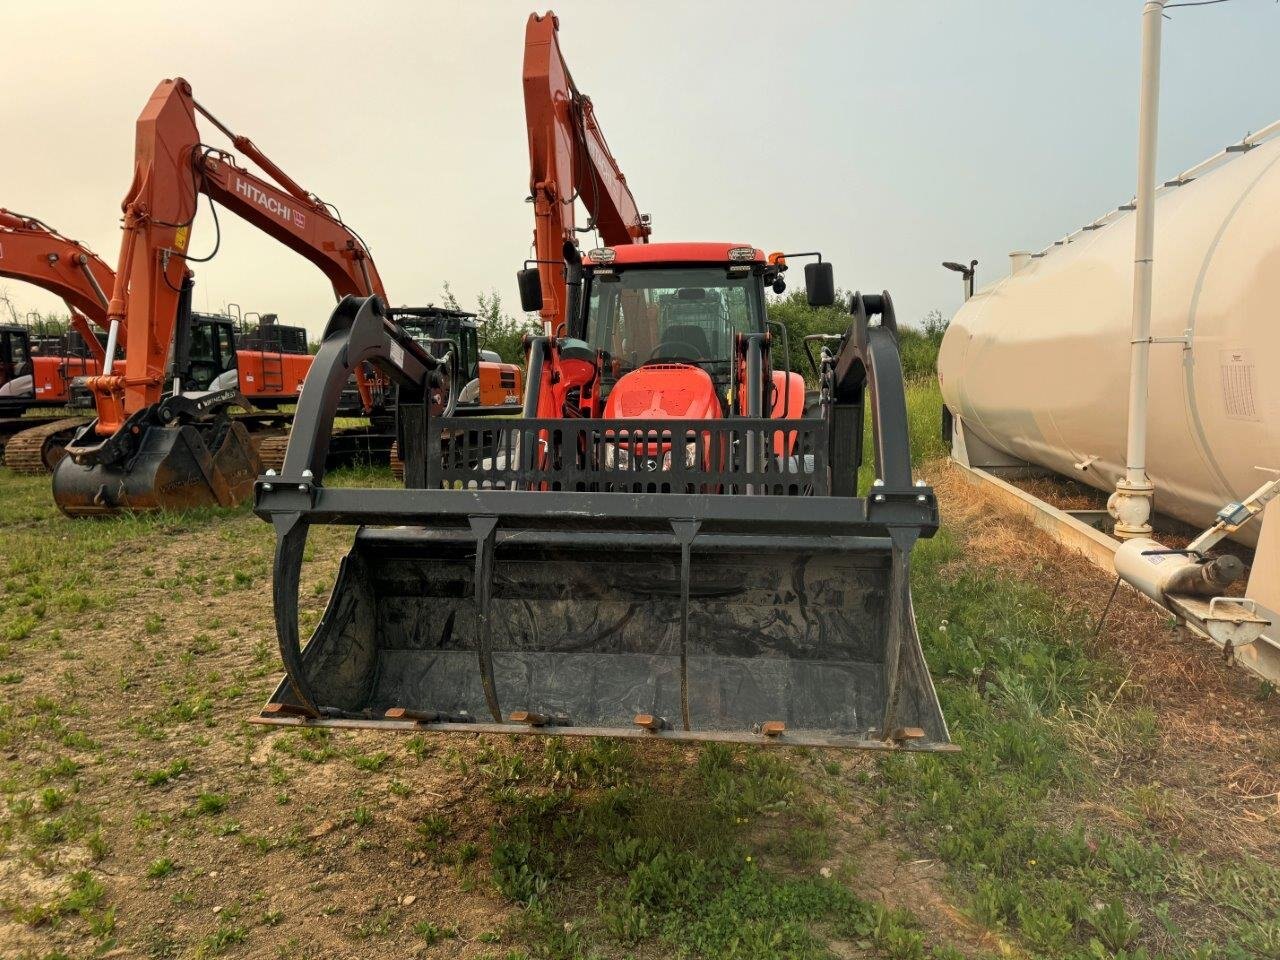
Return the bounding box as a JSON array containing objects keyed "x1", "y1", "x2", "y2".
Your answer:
[{"x1": 585, "y1": 267, "x2": 762, "y2": 372}]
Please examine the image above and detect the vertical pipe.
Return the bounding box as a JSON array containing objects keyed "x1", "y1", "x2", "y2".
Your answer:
[{"x1": 1116, "y1": 0, "x2": 1165, "y2": 539}]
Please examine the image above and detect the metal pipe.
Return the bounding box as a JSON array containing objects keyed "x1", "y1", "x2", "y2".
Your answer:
[{"x1": 1115, "y1": 0, "x2": 1166, "y2": 539}]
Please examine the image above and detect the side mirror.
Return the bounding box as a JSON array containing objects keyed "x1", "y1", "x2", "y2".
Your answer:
[
  {"x1": 517, "y1": 267, "x2": 543, "y2": 313},
  {"x1": 805, "y1": 262, "x2": 835, "y2": 307}
]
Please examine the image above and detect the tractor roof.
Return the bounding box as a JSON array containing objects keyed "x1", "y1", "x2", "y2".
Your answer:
[{"x1": 584, "y1": 242, "x2": 764, "y2": 266}]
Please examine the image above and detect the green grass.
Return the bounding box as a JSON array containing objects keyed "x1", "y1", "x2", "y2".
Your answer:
[
  {"x1": 877, "y1": 527, "x2": 1280, "y2": 957},
  {"x1": 484, "y1": 739, "x2": 955, "y2": 960}
]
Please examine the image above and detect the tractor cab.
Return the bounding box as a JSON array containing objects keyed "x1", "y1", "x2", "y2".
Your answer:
[
  {"x1": 581, "y1": 247, "x2": 770, "y2": 414},
  {"x1": 518, "y1": 243, "x2": 823, "y2": 424}
]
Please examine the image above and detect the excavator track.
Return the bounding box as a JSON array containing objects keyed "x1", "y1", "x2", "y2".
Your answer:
[
  {"x1": 3, "y1": 418, "x2": 88, "y2": 475},
  {"x1": 254, "y1": 433, "x2": 291, "y2": 474},
  {"x1": 258, "y1": 428, "x2": 400, "y2": 476}
]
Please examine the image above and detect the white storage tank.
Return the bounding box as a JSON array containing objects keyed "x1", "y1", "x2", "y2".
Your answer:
[{"x1": 939, "y1": 130, "x2": 1280, "y2": 545}]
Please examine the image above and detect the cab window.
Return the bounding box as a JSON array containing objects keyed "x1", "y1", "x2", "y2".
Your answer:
[{"x1": 585, "y1": 267, "x2": 761, "y2": 374}]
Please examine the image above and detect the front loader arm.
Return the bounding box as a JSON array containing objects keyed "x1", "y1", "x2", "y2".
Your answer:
[{"x1": 821, "y1": 292, "x2": 930, "y2": 519}]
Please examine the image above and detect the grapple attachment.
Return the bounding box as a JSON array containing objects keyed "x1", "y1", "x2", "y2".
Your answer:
[
  {"x1": 254, "y1": 296, "x2": 952, "y2": 750},
  {"x1": 52, "y1": 392, "x2": 260, "y2": 516}
]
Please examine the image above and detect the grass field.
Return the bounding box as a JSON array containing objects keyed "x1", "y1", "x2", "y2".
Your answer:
[{"x1": 1, "y1": 381, "x2": 1277, "y2": 959}]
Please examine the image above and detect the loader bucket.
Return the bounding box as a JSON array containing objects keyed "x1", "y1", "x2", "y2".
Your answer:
[
  {"x1": 53, "y1": 416, "x2": 260, "y2": 516},
  {"x1": 253, "y1": 295, "x2": 951, "y2": 750},
  {"x1": 262, "y1": 514, "x2": 948, "y2": 748}
]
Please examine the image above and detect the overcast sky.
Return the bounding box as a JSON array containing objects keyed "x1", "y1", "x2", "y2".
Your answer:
[{"x1": 3, "y1": 0, "x2": 1278, "y2": 334}]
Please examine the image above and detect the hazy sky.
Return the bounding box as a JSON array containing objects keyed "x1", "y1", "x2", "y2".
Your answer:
[{"x1": 4, "y1": 0, "x2": 1279, "y2": 335}]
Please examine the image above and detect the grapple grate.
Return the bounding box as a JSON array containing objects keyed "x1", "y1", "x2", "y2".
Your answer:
[{"x1": 427, "y1": 416, "x2": 830, "y2": 495}]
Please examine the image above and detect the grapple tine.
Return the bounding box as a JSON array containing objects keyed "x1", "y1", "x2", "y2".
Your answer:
[{"x1": 469, "y1": 515, "x2": 502, "y2": 722}]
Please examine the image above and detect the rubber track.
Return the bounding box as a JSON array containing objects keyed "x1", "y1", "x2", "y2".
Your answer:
[{"x1": 2, "y1": 418, "x2": 88, "y2": 474}]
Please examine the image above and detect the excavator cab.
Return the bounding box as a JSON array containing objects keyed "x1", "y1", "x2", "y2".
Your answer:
[
  {"x1": 253, "y1": 250, "x2": 950, "y2": 750},
  {"x1": 0, "y1": 325, "x2": 35, "y2": 413},
  {"x1": 184, "y1": 315, "x2": 241, "y2": 392}
]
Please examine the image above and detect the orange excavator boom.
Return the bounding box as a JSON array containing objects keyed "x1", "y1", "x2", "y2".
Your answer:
[
  {"x1": 92, "y1": 77, "x2": 385, "y2": 435},
  {"x1": 55, "y1": 77, "x2": 390, "y2": 516},
  {"x1": 0, "y1": 209, "x2": 120, "y2": 362},
  {"x1": 523, "y1": 11, "x2": 650, "y2": 330}
]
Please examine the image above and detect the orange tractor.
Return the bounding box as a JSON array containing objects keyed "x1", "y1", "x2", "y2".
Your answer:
[{"x1": 250, "y1": 12, "x2": 949, "y2": 750}]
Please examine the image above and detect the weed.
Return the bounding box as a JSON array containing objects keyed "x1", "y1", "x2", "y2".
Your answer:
[
  {"x1": 782, "y1": 826, "x2": 831, "y2": 865},
  {"x1": 138, "y1": 757, "x2": 190, "y2": 786},
  {"x1": 87, "y1": 827, "x2": 110, "y2": 861},
  {"x1": 148, "y1": 857, "x2": 177, "y2": 878},
  {"x1": 356, "y1": 909, "x2": 395, "y2": 938},
  {"x1": 39, "y1": 787, "x2": 67, "y2": 811},
  {"x1": 193, "y1": 792, "x2": 228, "y2": 816},
  {"x1": 351, "y1": 750, "x2": 389, "y2": 772},
  {"x1": 418, "y1": 813, "x2": 451, "y2": 841},
  {"x1": 196, "y1": 923, "x2": 248, "y2": 957},
  {"x1": 404, "y1": 733, "x2": 433, "y2": 760},
  {"x1": 415, "y1": 920, "x2": 459, "y2": 945},
  {"x1": 1086, "y1": 899, "x2": 1142, "y2": 951},
  {"x1": 352, "y1": 805, "x2": 373, "y2": 827}
]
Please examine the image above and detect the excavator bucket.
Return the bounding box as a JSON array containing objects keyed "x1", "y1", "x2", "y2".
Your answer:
[
  {"x1": 253, "y1": 297, "x2": 952, "y2": 750},
  {"x1": 52, "y1": 394, "x2": 261, "y2": 516}
]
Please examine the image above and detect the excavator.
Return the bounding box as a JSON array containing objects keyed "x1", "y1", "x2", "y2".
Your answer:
[
  {"x1": 50, "y1": 76, "x2": 390, "y2": 514},
  {"x1": 0, "y1": 208, "x2": 312, "y2": 474},
  {"x1": 51, "y1": 77, "x2": 522, "y2": 513},
  {"x1": 249, "y1": 11, "x2": 949, "y2": 750},
  {"x1": 0, "y1": 210, "x2": 115, "y2": 471}
]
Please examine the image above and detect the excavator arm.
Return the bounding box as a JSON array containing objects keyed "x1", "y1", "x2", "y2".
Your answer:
[
  {"x1": 92, "y1": 77, "x2": 385, "y2": 433},
  {"x1": 523, "y1": 11, "x2": 650, "y2": 330},
  {"x1": 0, "y1": 209, "x2": 119, "y2": 361}
]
